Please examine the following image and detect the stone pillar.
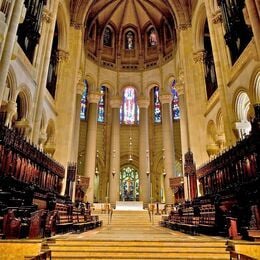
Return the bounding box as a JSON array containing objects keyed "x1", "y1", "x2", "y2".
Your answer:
[
  {"x1": 71, "y1": 79, "x2": 84, "y2": 202},
  {"x1": 209, "y1": 5, "x2": 236, "y2": 145},
  {"x1": 32, "y1": 4, "x2": 59, "y2": 143},
  {"x1": 109, "y1": 97, "x2": 121, "y2": 204},
  {"x1": 138, "y1": 97, "x2": 150, "y2": 204},
  {"x1": 160, "y1": 93, "x2": 176, "y2": 204},
  {"x1": 0, "y1": 0, "x2": 24, "y2": 106},
  {"x1": 84, "y1": 92, "x2": 100, "y2": 203},
  {"x1": 246, "y1": 0, "x2": 260, "y2": 58},
  {"x1": 176, "y1": 83, "x2": 189, "y2": 200}
]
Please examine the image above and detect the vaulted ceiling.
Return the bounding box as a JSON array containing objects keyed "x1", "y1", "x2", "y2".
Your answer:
[{"x1": 70, "y1": 0, "x2": 194, "y2": 29}]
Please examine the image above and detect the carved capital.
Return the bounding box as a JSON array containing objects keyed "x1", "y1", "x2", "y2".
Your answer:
[
  {"x1": 76, "y1": 81, "x2": 85, "y2": 95},
  {"x1": 70, "y1": 21, "x2": 83, "y2": 30},
  {"x1": 88, "y1": 92, "x2": 101, "y2": 103},
  {"x1": 56, "y1": 50, "x2": 69, "y2": 63},
  {"x1": 178, "y1": 23, "x2": 192, "y2": 30},
  {"x1": 212, "y1": 10, "x2": 223, "y2": 24},
  {"x1": 193, "y1": 50, "x2": 207, "y2": 63},
  {"x1": 42, "y1": 8, "x2": 52, "y2": 23},
  {"x1": 110, "y1": 97, "x2": 122, "y2": 108},
  {"x1": 160, "y1": 93, "x2": 172, "y2": 104},
  {"x1": 137, "y1": 97, "x2": 149, "y2": 108}
]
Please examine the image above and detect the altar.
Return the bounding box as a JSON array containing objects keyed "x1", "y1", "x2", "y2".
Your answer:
[{"x1": 115, "y1": 201, "x2": 144, "y2": 211}]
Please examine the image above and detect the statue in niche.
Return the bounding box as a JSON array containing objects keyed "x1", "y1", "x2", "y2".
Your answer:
[
  {"x1": 126, "y1": 31, "x2": 134, "y2": 50},
  {"x1": 149, "y1": 29, "x2": 157, "y2": 46}
]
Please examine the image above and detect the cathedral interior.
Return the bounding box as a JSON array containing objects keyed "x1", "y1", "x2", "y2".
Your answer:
[{"x1": 0, "y1": 0, "x2": 259, "y2": 259}]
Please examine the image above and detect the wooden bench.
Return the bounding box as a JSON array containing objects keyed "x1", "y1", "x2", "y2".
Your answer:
[
  {"x1": 72, "y1": 207, "x2": 86, "y2": 233},
  {"x1": 55, "y1": 203, "x2": 72, "y2": 234},
  {"x1": 198, "y1": 204, "x2": 216, "y2": 235}
]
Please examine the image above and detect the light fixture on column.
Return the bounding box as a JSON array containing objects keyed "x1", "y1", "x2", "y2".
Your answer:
[
  {"x1": 162, "y1": 148, "x2": 166, "y2": 177},
  {"x1": 146, "y1": 149, "x2": 150, "y2": 177},
  {"x1": 112, "y1": 169, "x2": 116, "y2": 177},
  {"x1": 129, "y1": 136, "x2": 133, "y2": 162},
  {"x1": 112, "y1": 150, "x2": 116, "y2": 177},
  {"x1": 95, "y1": 150, "x2": 99, "y2": 177},
  {"x1": 162, "y1": 169, "x2": 166, "y2": 177}
]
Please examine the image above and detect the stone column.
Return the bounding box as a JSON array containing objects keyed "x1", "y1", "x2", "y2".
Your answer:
[
  {"x1": 0, "y1": 0, "x2": 24, "y2": 106},
  {"x1": 71, "y1": 79, "x2": 84, "y2": 202},
  {"x1": 245, "y1": 0, "x2": 260, "y2": 58},
  {"x1": 109, "y1": 97, "x2": 121, "y2": 204},
  {"x1": 160, "y1": 93, "x2": 176, "y2": 204},
  {"x1": 32, "y1": 4, "x2": 59, "y2": 143},
  {"x1": 175, "y1": 83, "x2": 189, "y2": 200},
  {"x1": 84, "y1": 92, "x2": 100, "y2": 203},
  {"x1": 138, "y1": 97, "x2": 150, "y2": 204},
  {"x1": 209, "y1": 5, "x2": 236, "y2": 145}
]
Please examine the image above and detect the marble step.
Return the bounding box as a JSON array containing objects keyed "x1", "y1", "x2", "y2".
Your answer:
[{"x1": 49, "y1": 250, "x2": 230, "y2": 259}]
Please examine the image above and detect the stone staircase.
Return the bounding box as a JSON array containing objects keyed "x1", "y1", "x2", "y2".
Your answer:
[{"x1": 46, "y1": 210, "x2": 230, "y2": 259}]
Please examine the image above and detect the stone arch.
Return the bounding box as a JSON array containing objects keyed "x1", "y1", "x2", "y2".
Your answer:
[
  {"x1": 84, "y1": 74, "x2": 97, "y2": 92},
  {"x1": 56, "y1": 2, "x2": 70, "y2": 51},
  {"x1": 164, "y1": 74, "x2": 176, "y2": 93},
  {"x1": 250, "y1": 69, "x2": 260, "y2": 104},
  {"x1": 120, "y1": 84, "x2": 140, "y2": 98},
  {"x1": 44, "y1": 119, "x2": 56, "y2": 156},
  {"x1": 99, "y1": 80, "x2": 114, "y2": 95},
  {"x1": 15, "y1": 86, "x2": 32, "y2": 120},
  {"x1": 216, "y1": 110, "x2": 226, "y2": 149},
  {"x1": 5, "y1": 66, "x2": 17, "y2": 102},
  {"x1": 233, "y1": 90, "x2": 252, "y2": 139},
  {"x1": 146, "y1": 81, "x2": 161, "y2": 97},
  {"x1": 192, "y1": 3, "x2": 207, "y2": 52},
  {"x1": 206, "y1": 120, "x2": 219, "y2": 157}
]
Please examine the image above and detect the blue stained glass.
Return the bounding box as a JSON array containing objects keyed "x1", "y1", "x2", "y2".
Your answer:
[
  {"x1": 171, "y1": 80, "x2": 180, "y2": 120},
  {"x1": 80, "y1": 80, "x2": 88, "y2": 120},
  {"x1": 120, "y1": 87, "x2": 139, "y2": 124},
  {"x1": 97, "y1": 86, "x2": 106, "y2": 123},
  {"x1": 154, "y1": 87, "x2": 161, "y2": 123}
]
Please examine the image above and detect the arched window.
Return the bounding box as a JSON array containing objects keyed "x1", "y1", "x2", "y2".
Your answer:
[
  {"x1": 171, "y1": 80, "x2": 180, "y2": 120},
  {"x1": 148, "y1": 28, "x2": 157, "y2": 47},
  {"x1": 165, "y1": 23, "x2": 172, "y2": 40},
  {"x1": 204, "y1": 20, "x2": 218, "y2": 100},
  {"x1": 217, "y1": 0, "x2": 252, "y2": 64},
  {"x1": 46, "y1": 23, "x2": 58, "y2": 98},
  {"x1": 17, "y1": 0, "x2": 46, "y2": 63},
  {"x1": 97, "y1": 86, "x2": 106, "y2": 123},
  {"x1": 103, "y1": 27, "x2": 112, "y2": 47},
  {"x1": 120, "y1": 87, "x2": 139, "y2": 124},
  {"x1": 154, "y1": 86, "x2": 161, "y2": 123},
  {"x1": 80, "y1": 80, "x2": 88, "y2": 120},
  {"x1": 125, "y1": 31, "x2": 134, "y2": 50}
]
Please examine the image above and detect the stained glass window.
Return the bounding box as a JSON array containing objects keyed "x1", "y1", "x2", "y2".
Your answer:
[
  {"x1": 171, "y1": 80, "x2": 180, "y2": 120},
  {"x1": 126, "y1": 31, "x2": 134, "y2": 50},
  {"x1": 120, "y1": 166, "x2": 139, "y2": 201},
  {"x1": 148, "y1": 28, "x2": 157, "y2": 47},
  {"x1": 120, "y1": 87, "x2": 139, "y2": 124},
  {"x1": 103, "y1": 27, "x2": 112, "y2": 47},
  {"x1": 154, "y1": 87, "x2": 161, "y2": 123},
  {"x1": 80, "y1": 80, "x2": 88, "y2": 120},
  {"x1": 97, "y1": 86, "x2": 106, "y2": 123}
]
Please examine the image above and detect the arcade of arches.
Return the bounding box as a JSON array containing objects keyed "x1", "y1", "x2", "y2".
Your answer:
[{"x1": 0, "y1": 0, "x2": 259, "y2": 208}]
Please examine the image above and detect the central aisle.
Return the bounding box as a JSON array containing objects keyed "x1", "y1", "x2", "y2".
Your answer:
[{"x1": 46, "y1": 210, "x2": 230, "y2": 259}]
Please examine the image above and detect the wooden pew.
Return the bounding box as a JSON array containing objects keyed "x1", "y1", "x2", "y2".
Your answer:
[{"x1": 55, "y1": 203, "x2": 72, "y2": 234}]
